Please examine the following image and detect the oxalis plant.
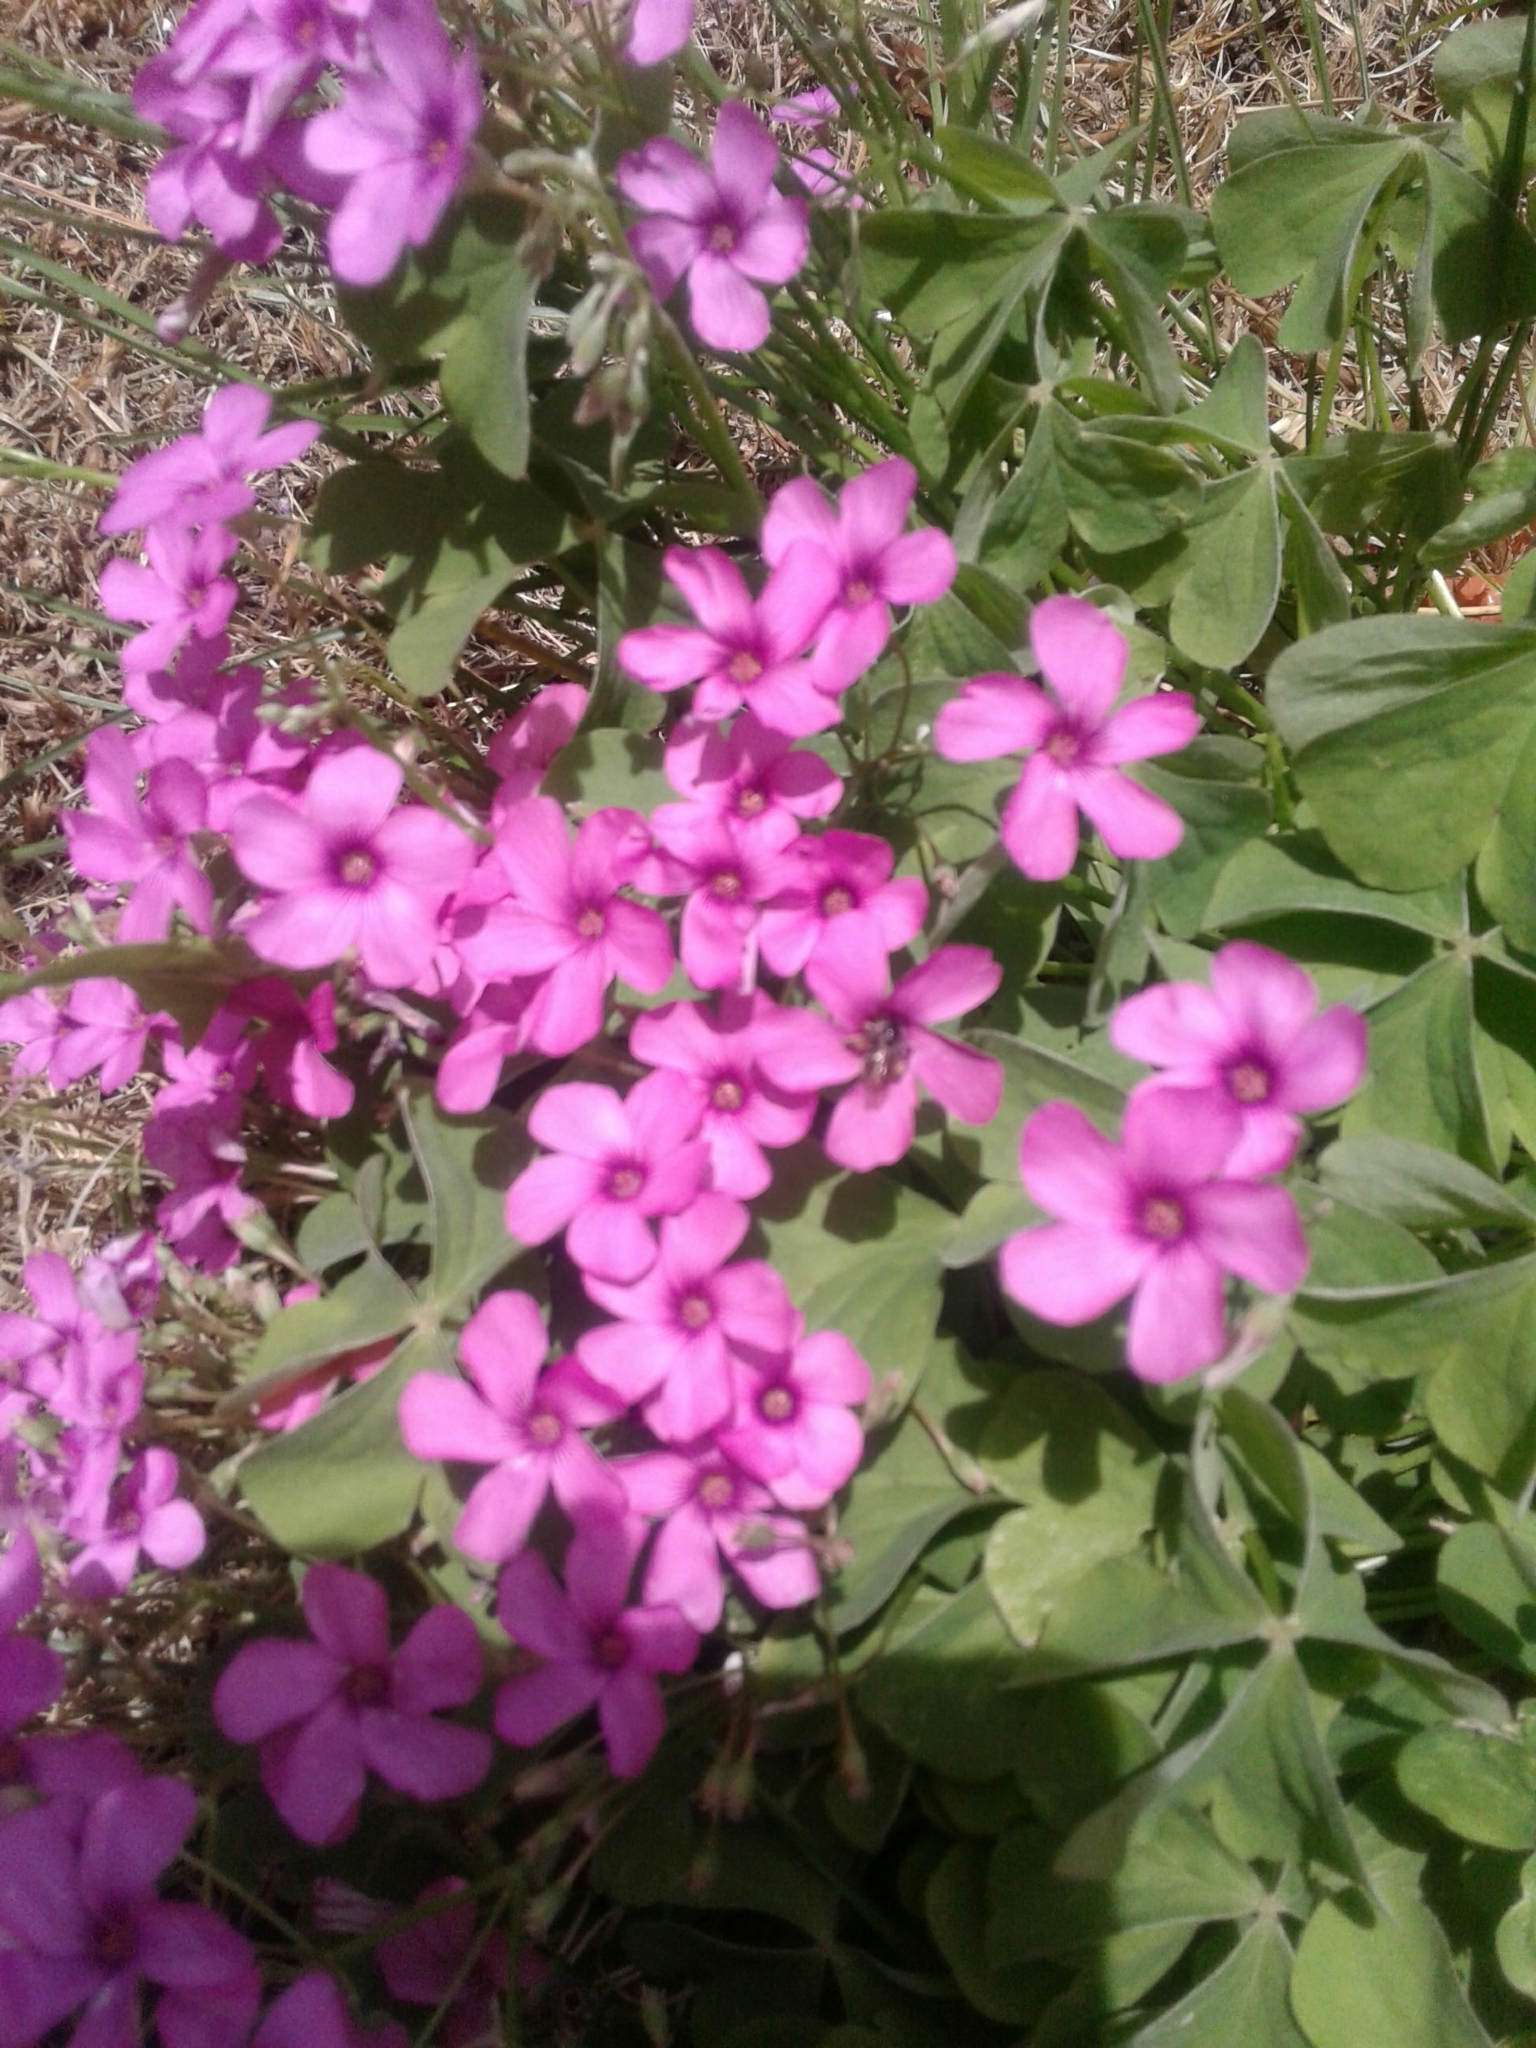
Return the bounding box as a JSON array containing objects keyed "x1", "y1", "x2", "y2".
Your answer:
[{"x1": 14, "y1": 1, "x2": 1536, "y2": 2043}]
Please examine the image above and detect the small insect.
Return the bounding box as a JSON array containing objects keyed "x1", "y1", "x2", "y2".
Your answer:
[{"x1": 852, "y1": 1014, "x2": 909, "y2": 1087}]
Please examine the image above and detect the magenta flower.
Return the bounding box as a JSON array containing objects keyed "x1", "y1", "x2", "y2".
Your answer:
[
  {"x1": 1000, "y1": 1087, "x2": 1310, "y2": 1384},
  {"x1": 303, "y1": 0, "x2": 484, "y2": 287},
  {"x1": 398, "y1": 1290, "x2": 625, "y2": 1564},
  {"x1": 376, "y1": 1879, "x2": 508, "y2": 2047},
  {"x1": 100, "y1": 383, "x2": 319, "y2": 540},
  {"x1": 0, "y1": 979, "x2": 164, "y2": 1098},
  {"x1": 65, "y1": 1449, "x2": 205, "y2": 1598},
  {"x1": 757, "y1": 935, "x2": 1003, "y2": 1169},
  {"x1": 78, "y1": 1232, "x2": 160, "y2": 1330},
  {"x1": 934, "y1": 594, "x2": 1201, "y2": 881},
  {"x1": 620, "y1": 1445, "x2": 819, "y2": 1629},
  {"x1": 629, "y1": 992, "x2": 818, "y2": 1198},
  {"x1": 0, "y1": 1728, "x2": 142, "y2": 1837},
  {"x1": 436, "y1": 983, "x2": 536, "y2": 1114},
  {"x1": 624, "y1": 0, "x2": 695, "y2": 64},
  {"x1": 144, "y1": 1097, "x2": 259, "y2": 1271},
  {"x1": 758, "y1": 827, "x2": 926, "y2": 978},
  {"x1": 254, "y1": 1971, "x2": 408, "y2": 2048},
  {"x1": 652, "y1": 807, "x2": 799, "y2": 993},
  {"x1": 64, "y1": 728, "x2": 212, "y2": 942},
  {"x1": 0, "y1": 1779, "x2": 259, "y2": 2048},
  {"x1": 618, "y1": 101, "x2": 809, "y2": 352},
  {"x1": 222, "y1": 975, "x2": 356, "y2": 1120},
  {"x1": 204, "y1": 0, "x2": 364, "y2": 156},
  {"x1": 486, "y1": 683, "x2": 587, "y2": 816},
  {"x1": 213, "y1": 1564, "x2": 492, "y2": 1845},
  {"x1": 718, "y1": 1326, "x2": 870, "y2": 1510},
  {"x1": 617, "y1": 542, "x2": 841, "y2": 736},
  {"x1": 0, "y1": 1531, "x2": 65, "y2": 1746},
  {"x1": 121, "y1": 628, "x2": 242, "y2": 723},
  {"x1": 578, "y1": 1192, "x2": 797, "y2": 1442},
  {"x1": 1109, "y1": 941, "x2": 1369, "y2": 1177},
  {"x1": 7, "y1": 1248, "x2": 142, "y2": 1430},
  {"x1": 761, "y1": 458, "x2": 955, "y2": 682},
  {"x1": 493, "y1": 1514, "x2": 698, "y2": 1778},
  {"x1": 455, "y1": 799, "x2": 672, "y2": 1055},
  {"x1": 231, "y1": 745, "x2": 474, "y2": 989},
  {"x1": 136, "y1": 67, "x2": 287, "y2": 263},
  {"x1": 658, "y1": 711, "x2": 841, "y2": 853},
  {"x1": 98, "y1": 523, "x2": 238, "y2": 676},
  {"x1": 504, "y1": 1072, "x2": 711, "y2": 1283}
]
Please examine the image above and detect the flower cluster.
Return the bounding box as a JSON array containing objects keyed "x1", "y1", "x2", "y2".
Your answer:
[{"x1": 136, "y1": 0, "x2": 483, "y2": 290}]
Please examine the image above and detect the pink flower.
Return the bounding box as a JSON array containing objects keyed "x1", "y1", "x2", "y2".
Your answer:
[
  {"x1": 1110, "y1": 941, "x2": 1369, "y2": 1177},
  {"x1": 77, "y1": 1232, "x2": 160, "y2": 1329},
  {"x1": 303, "y1": 0, "x2": 483, "y2": 286},
  {"x1": 658, "y1": 711, "x2": 841, "y2": 853},
  {"x1": 99, "y1": 383, "x2": 319, "y2": 540},
  {"x1": 504, "y1": 1073, "x2": 710, "y2": 1283},
  {"x1": 398, "y1": 1290, "x2": 625, "y2": 1563},
  {"x1": 0, "y1": 1531, "x2": 65, "y2": 1746},
  {"x1": 933, "y1": 594, "x2": 1200, "y2": 881},
  {"x1": 624, "y1": 0, "x2": 694, "y2": 64},
  {"x1": 98, "y1": 524, "x2": 239, "y2": 676},
  {"x1": 486, "y1": 683, "x2": 588, "y2": 817},
  {"x1": 254, "y1": 1971, "x2": 408, "y2": 2048},
  {"x1": 231, "y1": 745, "x2": 475, "y2": 989},
  {"x1": 652, "y1": 807, "x2": 799, "y2": 992},
  {"x1": 454, "y1": 799, "x2": 672, "y2": 1055},
  {"x1": 759, "y1": 934, "x2": 1003, "y2": 1170},
  {"x1": 376, "y1": 1879, "x2": 507, "y2": 2047},
  {"x1": 202, "y1": 0, "x2": 365, "y2": 156},
  {"x1": 578, "y1": 1192, "x2": 797, "y2": 1442},
  {"x1": 617, "y1": 543, "x2": 841, "y2": 736},
  {"x1": 0, "y1": 979, "x2": 164, "y2": 1097},
  {"x1": 65, "y1": 1448, "x2": 205, "y2": 1598},
  {"x1": 758, "y1": 828, "x2": 926, "y2": 978},
  {"x1": 121, "y1": 629, "x2": 247, "y2": 723},
  {"x1": 493, "y1": 1514, "x2": 697, "y2": 1778},
  {"x1": 619, "y1": 1446, "x2": 819, "y2": 1629},
  {"x1": 136, "y1": 66, "x2": 287, "y2": 263},
  {"x1": 144, "y1": 1097, "x2": 259, "y2": 1270},
  {"x1": 761, "y1": 457, "x2": 955, "y2": 682},
  {"x1": 64, "y1": 728, "x2": 213, "y2": 942},
  {"x1": 222, "y1": 975, "x2": 356, "y2": 1120},
  {"x1": 435, "y1": 983, "x2": 536, "y2": 1114},
  {"x1": 617, "y1": 101, "x2": 809, "y2": 352},
  {"x1": 212, "y1": 1564, "x2": 492, "y2": 1845},
  {"x1": 718, "y1": 1325, "x2": 870, "y2": 1510},
  {"x1": 629, "y1": 993, "x2": 817, "y2": 1198},
  {"x1": 1000, "y1": 1088, "x2": 1310, "y2": 1384},
  {"x1": 0, "y1": 1778, "x2": 258, "y2": 2048}
]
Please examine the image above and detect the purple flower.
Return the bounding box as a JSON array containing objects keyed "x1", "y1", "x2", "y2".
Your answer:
[
  {"x1": 144, "y1": 1097, "x2": 258, "y2": 1271},
  {"x1": 231, "y1": 744, "x2": 475, "y2": 989},
  {"x1": 933, "y1": 594, "x2": 1201, "y2": 880},
  {"x1": 758, "y1": 933, "x2": 1003, "y2": 1170},
  {"x1": 136, "y1": 66, "x2": 287, "y2": 263},
  {"x1": 77, "y1": 1233, "x2": 160, "y2": 1330},
  {"x1": 65, "y1": 1450, "x2": 205, "y2": 1599},
  {"x1": 493, "y1": 1515, "x2": 697, "y2": 1778},
  {"x1": 98, "y1": 525, "x2": 239, "y2": 676},
  {"x1": 1109, "y1": 940, "x2": 1369, "y2": 1177},
  {"x1": 376, "y1": 1879, "x2": 508, "y2": 2047},
  {"x1": 205, "y1": 0, "x2": 365, "y2": 156},
  {"x1": 620, "y1": 1445, "x2": 819, "y2": 1629},
  {"x1": 578, "y1": 1192, "x2": 797, "y2": 1443},
  {"x1": 218, "y1": 975, "x2": 356, "y2": 1120},
  {"x1": 758, "y1": 827, "x2": 926, "y2": 979},
  {"x1": 435, "y1": 983, "x2": 536, "y2": 1114},
  {"x1": 0, "y1": 1778, "x2": 259, "y2": 2048},
  {"x1": 0, "y1": 1531, "x2": 65, "y2": 1751},
  {"x1": 1000, "y1": 1087, "x2": 1310, "y2": 1383},
  {"x1": 619, "y1": 543, "x2": 841, "y2": 736},
  {"x1": 658, "y1": 711, "x2": 841, "y2": 853},
  {"x1": 303, "y1": 0, "x2": 484, "y2": 287},
  {"x1": 253, "y1": 1971, "x2": 408, "y2": 2048},
  {"x1": 486, "y1": 683, "x2": 587, "y2": 817},
  {"x1": 629, "y1": 992, "x2": 818, "y2": 1198},
  {"x1": 504, "y1": 1073, "x2": 711, "y2": 1283},
  {"x1": 63, "y1": 729, "x2": 213, "y2": 943},
  {"x1": 761, "y1": 458, "x2": 955, "y2": 681},
  {"x1": 213, "y1": 1563, "x2": 492, "y2": 1844},
  {"x1": 0, "y1": 1729, "x2": 142, "y2": 1836},
  {"x1": 617, "y1": 101, "x2": 809, "y2": 352},
  {"x1": 651, "y1": 807, "x2": 799, "y2": 993},
  {"x1": 99, "y1": 384, "x2": 319, "y2": 540},
  {"x1": 718, "y1": 1326, "x2": 870, "y2": 1510},
  {"x1": 454, "y1": 799, "x2": 671, "y2": 1055},
  {"x1": 0, "y1": 979, "x2": 165, "y2": 1098},
  {"x1": 398, "y1": 1290, "x2": 625, "y2": 1563}
]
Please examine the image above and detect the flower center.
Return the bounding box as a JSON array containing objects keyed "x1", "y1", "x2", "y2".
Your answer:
[
  {"x1": 678, "y1": 1292, "x2": 712, "y2": 1330},
  {"x1": 527, "y1": 1410, "x2": 561, "y2": 1446},
  {"x1": 844, "y1": 578, "x2": 874, "y2": 607},
  {"x1": 1044, "y1": 728, "x2": 1080, "y2": 767},
  {"x1": 734, "y1": 787, "x2": 766, "y2": 817},
  {"x1": 576, "y1": 906, "x2": 605, "y2": 940},
  {"x1": 699, "y1": 1472, "x2": 734, "y2": 1509},
  {"x1": 608, "y1": 1165, "x2": 644, "y2": 1200},
  {"x1": 185, "y1": 582, "x2": 205, "y2": 609},
  {"x1": 343, "y1": 1664, "x2": 390, "y2": 1710},
  {"x1": 595, "y1": 1629, "x2": 629, "y2": 1669},
  {"x1": 426, "y1": 136, "x2": 450, "y2": 168},
  {"x1": 759, "y1": 1385, "x2": 794, "y2": 1422},
  {"x1": 339, "y1": 847, "x2": 376, "y2": 887},
  {"x1": 820, "y1": 883, "x2": 854, "y2": 917},
  {"x1": 1228, "y1": 1059, "x2": 1271, "y2": 1104},
  {"x1": 710, "y1": 1076, "x2": 745, "y2": 1113},
  {"x1": 853, "y1": 1014, "x2": 908, "y2": 1088},
  {"x1": 727, "y1": 650, "x2": 762, "y2": 685},
  {"x1": 1140, "y1": 1195, "x2": 1186, "y2": 1243},
  {"x1": 92, "y1": 1910, "x2": 138, "y2": 1971},
  {"x1": 710, "y1": 869, "x2": 744, "y2": 900},
  {"x1": 709, "y1": 220, "x2": 738, "y2": 252}
]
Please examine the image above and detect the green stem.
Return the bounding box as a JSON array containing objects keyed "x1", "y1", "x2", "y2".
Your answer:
[{"x1": 653, "y1": 310, "x2": 761, "y2": 533}]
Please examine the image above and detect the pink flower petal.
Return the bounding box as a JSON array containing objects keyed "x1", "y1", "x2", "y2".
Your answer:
[
  {"x1": 359, "y1": 1711, "x2": 491, "y2": 1801},
  {"x1": 1029, "y1": 594, "x2": 1127, "y2": 723},
  {"x1": 458, "y1": 1290, "x2": 548, "y2": 1416},
  {"x1": 709, "y1": 100, "x2": 779, "y2": 215},
  {"x1": 1120, "y1": 1085, "x2": 1240, "y2": 1187},
  {"x1": 597, "y1": 1663, "x2": 666, "y2": 1777},
  {"x1": 302, "y1": 1563, "x2": 390, "y2": 1667},
  {"x1": 1000, "y1": 755, "x2": 1083, "y2": 880},
  {"x1": 1276, "y1": 1005, "x2": 1368, "y2": 1113},
  {"x1": 1124, "y1": 1240, "x2": 1227, "y2": 1382},
  {"x1": 909, "y1": 1029, "x2": 1002, "y2": 1125},
  {"x1": 494, "y1": 1662, "x2": 605, "y2": 1747},
  {"x1": 495, "y1": 1552, "x2": 589, "y2": 1662},
  {"x1": 1070, "y1": 765, "x2": 1186, "y2": 863},
  {"x1": 1000, "y1": 1221, "x2": 1153, "y2": 1323},
  {"x1": 730, "y1": 191, "x2": 810, "y2": 284},
  {"x1": 893, "y1": 944, "x2": 1001, "y2": 1026},
  {"x1": 1109, "y1": 982, "x2": 1233, "y2": 1068},
  {"x1": 213, "y1": 1640, "x2": 341, "y2": 1744},
  {"x1": 761, "y1": 476, "x2": 839, "y2": 565},
  {"x1": 1090, "y1": 691, "x2": 1200, "y2": 766},
  {"x1": 687, "y1": 252, "x2": 770, "y2": 352},
  {"x1": 1189, "y1": 1180, "x2": 1309, "y2": 1295},
  {"x1": 453, "y1": 1461, "x2": 552, "y2": 1562},
  {"x1": 505, "y1": 1152, "x2": 604, "y2": 1246}
]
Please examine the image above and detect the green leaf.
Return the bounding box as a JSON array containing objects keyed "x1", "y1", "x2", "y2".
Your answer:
[
  {"x1": 1422, "y1": 448, "x2": 1536, "y2": 568},
  {"x1": 1266, "y1": 614, "x2": 1536, "y2": 891},
  {"x1": 387, "y1": 562, "x2": 512, "y2": 696},
  {"x1": 856, "y1": 1579, "x2": 1040, "y2": 1780},
  {"x1": 933, "y1": 125, "x2": 1060, "y2": 210},
  {"x1": 961, "y1": 1030, "x2": 1126, "y2": 1181},
  {"x1": 943, "y1": 1182, "x2": 1036, "y2": 1268},
  {"x1": 1498, "y1": 1852, "x2": 1536, "y2": 1999},
  {"x1": 439, "y1": 258, "x2": 537, "y2": 480},
  {"x1": 829, "y1": 1410, "x2": 980, "y2": 1635},
  {"x1": 305, "y1": 459, "x2": 440, "y2": 576},
  {"x1": 1052, "y1": 407, "x2": 1202, "y2": 554},
  {"x1": 1288, "y1": 433, "x2": 1462, "y2": 549},
  {"x1": 1279, "y1": 471, "x2": 1354, "y2": 636},
  {"x1": 337, "y1": 192, "x2": 528, "y2": 363},
  {"x1": 859, "y1": 208, "x2": 1065, "y2": 335},
  {"x1": 1126, "y1": 1918, "x2": 1307, "y2": 2047},
  {"x1": 1134, "y1": 745, "x2": 1270, "y2": 939},
  {"x1": 1203, "y1": 831, "x2": 1465, "y2": 940},
  {"x1": 1398, "y1": 1714, "x2": 1536, "y2": 1851},
  {"x1": 540, "y1": 727, "x2": 671, "y2": 814},
  {"x1": 1190, "y1": 333, "x2": 1271, "y2": 457},
  {"x1": 1478, "y1": 723, "x2": 1536, "y2": 956},
  {"x1": 1297, "y1": 1187, "x2": 1443, "y2": 1291},
  {"x1": 1317, "y1": 1135, "x2": 1535, "y2": 1233},
  {"x1": 983, "y1": 1489, "x2": 1158, "y2": 1653},
  {"x1": 926, "y1": 1840, "x2": 1054, "y2": 2026},
  {"x1": 399, "y1": 1086, "x2": 529, "y2": 1314},
  {"x1": 1290, "y1": 1887, "x2": 1495, "y2": 2048},
  {"x1": 234, "y1": 1257, "x2": 415, "y2": 1401},
  {"x1": 1168, "y1": 466, "x2": 1283, "y2": 668},
  {"x1": 1439, "y1": 1518, "x2": 1536, "y2": 1677},
  {"x1": 979, "y1": 414, "x2": 1069, "y2": 588}
]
